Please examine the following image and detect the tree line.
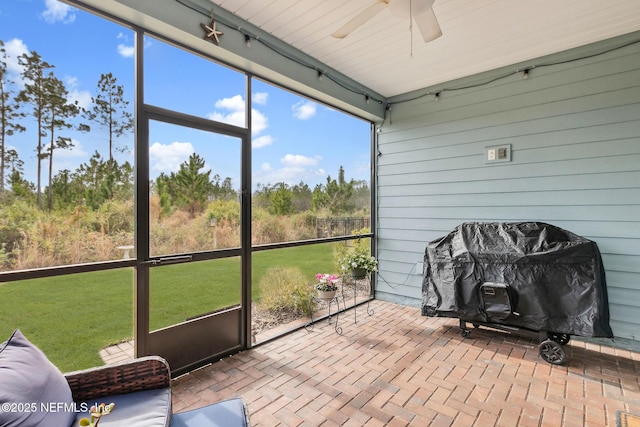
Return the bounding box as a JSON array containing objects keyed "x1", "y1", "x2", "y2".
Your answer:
[
  {"x1": 154, "y1": 153, "x2": 369, "y2": 219},
  {"x1": 0, "y1": 40, "x2": 370, "y2": 218},
  {"x1": 253, "y1": 165, "x2": 369, "y2": 216},
  {"x1": 0, "y1": 40, "x2": 132, "y2": 210}
]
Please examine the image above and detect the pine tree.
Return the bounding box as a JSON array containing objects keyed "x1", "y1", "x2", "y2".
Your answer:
[
  {"x1": 83, "y1": 72, "x2": 133, "y2": 171},
  {"x1": 173, "y1": 153, "x2": 212, "y2": 217},
  {"x1": 272, "y1": 183, "x2": 293, "y2": 215},
  {"x1": 43, "y1": 75, "x2": 86, "y2": 210},
  {"x1": 0, "y1": 41, "x2": 26, "y2": 195},
  {"x1": 16, "y1": 50, "x2": 54, "y2": 209},
  {"x1": 4, "y1": 149, "x2": 31, "y2": 200},
  {"x1": 312, "y1": 166, "x2": 355, "y2": 215}
]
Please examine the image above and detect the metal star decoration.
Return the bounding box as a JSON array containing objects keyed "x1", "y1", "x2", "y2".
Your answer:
[{"x1": 201, "y1": 12, "x2": 223, "y2": 45}]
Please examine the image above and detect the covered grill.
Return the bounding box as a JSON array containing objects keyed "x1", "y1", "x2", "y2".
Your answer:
[{"x1": 421, "y1": 222, "x2": 613, "y2": 364}]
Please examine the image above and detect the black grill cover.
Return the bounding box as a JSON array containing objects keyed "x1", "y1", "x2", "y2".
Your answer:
[{"x1": 421, "y1": 222, "x2": 613, "y2": 338}]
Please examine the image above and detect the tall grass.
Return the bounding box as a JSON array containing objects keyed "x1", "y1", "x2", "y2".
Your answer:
[{"x1": 1, "y1": 199, "x2": 325, "y2": 270}]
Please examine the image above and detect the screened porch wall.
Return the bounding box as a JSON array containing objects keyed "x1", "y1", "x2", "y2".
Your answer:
[{"x1": 375, "y1": 32, "x2": 640, "y2": 341}]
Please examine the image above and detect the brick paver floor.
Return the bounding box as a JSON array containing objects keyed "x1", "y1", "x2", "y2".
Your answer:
[{"x1": 170, "y1": 299, "x2": 640, "y2": 426}]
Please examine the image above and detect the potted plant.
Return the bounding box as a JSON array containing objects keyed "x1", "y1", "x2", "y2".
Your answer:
[
  {"x1": 338, "y1": 245, "x2": 378, "y2": 280},
  {"x1": 314, "y1": 273, "x2": 339, "y2": 299}
]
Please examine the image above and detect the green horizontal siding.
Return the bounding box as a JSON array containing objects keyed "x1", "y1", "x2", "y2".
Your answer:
[{"x1": 376, "y1": 33, "x2": 640, "y2": 340}]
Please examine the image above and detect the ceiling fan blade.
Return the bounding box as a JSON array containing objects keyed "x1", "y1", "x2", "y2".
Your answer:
[
  {"x1": 414, "y1": 6, "x2": 442, "y2": 43},
  {"x1": 332, "y1": 0, "x2": 389, "y2": 39}
]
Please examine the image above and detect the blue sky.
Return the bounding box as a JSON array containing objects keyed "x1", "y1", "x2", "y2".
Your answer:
[{"x1": 0, "y1": 0, "x2": 371, "y2": 191}]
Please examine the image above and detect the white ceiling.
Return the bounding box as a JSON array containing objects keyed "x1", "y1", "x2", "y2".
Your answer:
[{"x1": 210, "y1": 0, "x2": 640, "y2": 99}]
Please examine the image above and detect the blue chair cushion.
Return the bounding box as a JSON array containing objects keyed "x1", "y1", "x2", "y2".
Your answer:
[
  {"x1": 71, "y1": 388, "x2": 171, "y2": 427},
  {"x1": 0, "y1": 329, "x2": 76, "y2": 427},
  {"x1": 170, "y1": 398, "x2": 249, "y2": 427}
]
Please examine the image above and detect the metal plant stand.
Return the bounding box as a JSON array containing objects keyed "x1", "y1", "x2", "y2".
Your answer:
[
  {"x1": 345, "y1": 273, "x2": 374, "y2": 324},
  {"x1": 305, "y1": 275, "x2": 374, "y2": 335},
  {"x1": 305, "y1": 294, "x2": 343, "y2": 335}
]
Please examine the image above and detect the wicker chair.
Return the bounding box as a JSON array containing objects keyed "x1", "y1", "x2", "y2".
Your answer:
[
  {"x1": 64, "y1": 356, "x2": 250, "y2": 426},
  {"x1": 65, "y1": 355, "x2": 170, "y2": 403}
]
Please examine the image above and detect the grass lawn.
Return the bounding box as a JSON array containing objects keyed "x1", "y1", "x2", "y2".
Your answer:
[{"x1": 0, "y1": 242, "x2": 336, "y2": 372}]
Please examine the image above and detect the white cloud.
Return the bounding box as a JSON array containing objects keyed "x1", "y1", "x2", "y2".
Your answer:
[
  {"x1": 210, "y1": 96, "x2": 244, "y2": 129},
  {"x1": 292, "y1": 100, "x2": 317, "y2": 120},
  {"x1": 281, "y1": 154, "x2": 320, "y2": 167},
  {"x1": 117, "y1": 44, "x2": 135, "y2": 58},
  {"x1": 208, "y1": 95, "x2": 269, "y2": 136},
  {"x1": 149, "y1": 141, "x2": 194, "y2": 174},
  {"x1": 253, "y1": 154, "x2": 324, "y2": 186},
  {"x1": 260, "y1": 163, "x2": 273, "y2": 172},
  {"x1": 252, "y1": 135, "x2": 273, "y2": 149},
  {"x1": 251, "y1": 109, "x2": 268, "y2": 135},
  {"x1": 209, "y1": 110, "x2": 245, "y2": 128},
  {"x1": 3, "y1": 38, "x2": 28, "y2": 78},
  {"x1": 215, "y1": 94, "x2": 244, "y2": 111},
  {"x1": 252, "y1": 92, "x2": 268, "y2": 105},
  {"x1": 64, "y1": 76, "x2": 92, "y2": 110},
  {"x1": 115, "y1": 32, "x2": 148, "y2": 58},
  {"x1": 69, "y1": 89, "x2": 92, "y2": 110},
  {"x1": 41, "y1": 0, "x2": 76, "y2": 24}
]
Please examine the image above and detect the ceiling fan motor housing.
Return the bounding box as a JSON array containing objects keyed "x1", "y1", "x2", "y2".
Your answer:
[{"x1": 389, "y1": 0, "x2": 436, "y2": 18}]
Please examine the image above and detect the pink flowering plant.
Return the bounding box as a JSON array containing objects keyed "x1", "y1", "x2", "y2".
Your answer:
[{"x1": 314, "y1": 273, "x2": 339, "y2": 292}]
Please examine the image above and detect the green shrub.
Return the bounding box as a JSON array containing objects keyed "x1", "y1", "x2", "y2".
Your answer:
[
  {"x1": 257, "y1": 266, "x2": 314, "y2": 317},
  {"x1": 95, "y1": 199, "x2": 134, "y2": 234},
  {"x1": 206, "y1": 199, "x2": 240, "y2": 224}
]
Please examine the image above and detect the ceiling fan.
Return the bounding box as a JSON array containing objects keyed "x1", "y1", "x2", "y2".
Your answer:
[{"x1": 332, "y1": 0, "x2": 442, "y2": 43}]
